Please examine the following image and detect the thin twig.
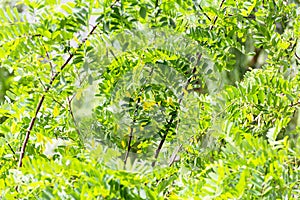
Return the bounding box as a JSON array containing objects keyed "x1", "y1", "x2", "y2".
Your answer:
[
  {"x1": 152, "y1": 122, "x2": 170, "y2": 167},
  {"x1": 154, "y1": 0, "x2": 161, "y2": 19},
  {"x1": 155, "y1": 0, "x2": 159, "y2": 8},
  {"x1": 110, "y1": 0, "x2": 120, "y2": 9},
  {"x1": 6, "y1": 141, "x2": 16, "y2": 155},
  {"x1": 153, "y1": 54, "x2": 202, "y2": 167},
  {"x1": 67, "y1": 96, "x2": 81, "y2": 137},
  {"x1": 290, "y1": 39, "x2": 297, "y2": 53},
  {"x1": 124, "y1": 121, "x2": 135, "y2": 165},
  {"x1": 209, "y1": 0, "x2": 226, "y2": 31},
  {"x1": 168, "y1": 144, "x2": 182, "y2": 166},
  {"x1": 52, "y1": 98, "x2": 66, "y2": 109},
  {"x1": 40, "y1": 43, "x2": 55, "y2": 78},
  {"x1": 45, "y1": 48, "x2": 55, "y2": 78},
  {"x1": 18, "y1": 94, "x2": 46, "y2": 168},
  {"x1": 17, "y1": 21, "x2": 101, "y2": 168},
  {"x1": 198, "y1": 5, "x2": 211, "y2": 21},
  {"x1": 124, "y1": 67, "x2": 154, "y2": 165},
  {"x1": 167, "y1": 1, "x2": 227, "y2": 164},
  {"x1": 38, "y1": 78, "x2": 47, "y2": 91},
  {"x1": 295, "y1": 52, "x2": 300, "y2": 61},
  {"x1": 290, "y1": 101, "x2": 300, "y2": 107}
]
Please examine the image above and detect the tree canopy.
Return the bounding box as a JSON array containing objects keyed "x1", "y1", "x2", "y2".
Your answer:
[{"x1": 0, "y1": 0, "x2": 299, "y2": 199}]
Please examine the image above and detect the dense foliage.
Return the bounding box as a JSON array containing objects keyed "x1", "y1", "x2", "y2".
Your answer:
[{"x1": 0, "y1": 0, "x2": 299, "y2": 199}]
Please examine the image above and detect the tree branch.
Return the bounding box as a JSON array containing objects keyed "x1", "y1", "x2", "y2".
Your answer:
[
  {"x1": 167, "y1": 2, "x2": 224, "y2": 164},
  {"x1": 124, "y1": 123, "x2": 135, "y2": 165},
  {"x1": 17, "y1": 21, "x2": 101, "y2": 168},
  {"x1": 6, "y1": 141, "x2": 16, "y2": 155},
  {"x1": 124, "y1": 67, "x2": 154, "y2": 165},
  {"x1": 198, "y1": 5, "x2": 211, "y2": 21},
  {"x1": 209, "y1": 0, "x2": 226, "y2": 30},
  {"x1": 153, "y1": 54, "x2": 202, "y2": 167},
  {"x1": 152, "y1": 130, "x2": 168, "y2": 167},
  {"x1": 168, "y1": 144, "x2": 182, "y2": 166},
  {"x1": 295, "y1": 52, "x2": 300, "y2": 61},
  {"x1": 67, "y1": 96, "x2": 81, "y2": 137}
]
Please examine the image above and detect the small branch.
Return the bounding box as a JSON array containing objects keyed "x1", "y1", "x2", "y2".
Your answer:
[
  {"x1": 67, "y1": 96, "x2": 81, "y2": 137},
  {"x1": 110, "y1": 0, "x2": 120, "y2": 9},
  {"x1": 198, "y1": 5, "x2": 211, "y2": 21},
  {"x1": 124, "y1": 68, "x2": 154, "y2": 165},
  {"x1": 154, "y1": 0, "x2": 161, "y2": 18},
  {"x1": 17, "y1": 21, "x2": 101, "y2": 168},
  {"x1": 18, "y1": 94, "x2": 46, "y2": 167},
  {"x1": 226, "y1": 13, "x2": 255, "y2": 19},
  {"x1": 40, "y1": 42, "x2": 56, "y2": 78},
  {"x1": 155, "y1": 0, "x2": 159, "y2": 8},
  {"x1": 109, "y1": 49, "x2": 119, "y2": 61},
  {"x1": 295, "y1": 52, "x2": 300, "y2": 61},
  {"x1": 38, "y1": 78, "x2": 47, "y2": 91},
  {"x1": 45, "y1": 48, "x2": 55, "y2": 77},
  {"x1": 124, "y1": 96, "x2": 141, "y2": 165},
  {"x1": 7, "y1": 141, "x2": 16, "y2": 155},
  {"x1": 152, "y1": 54, "x2": 202, "y2": 167},
  {"x1": 209, "y1": 0, "x2": 226, "y2": 30},
  {"x1": 124, "y1": 124, "x2": 134, "y2": 165},
  {"x1": 218, "y1": 0, "x2": 226, "y2": 11},
  {"x1": 52, "y1": 98, "x2": 66, "y2": 109},
  {"x1": 290, "y1": 38, "x2": 297, "y2": 53},
  {"x1": 151, "y1": 108, "x2": 180, "y2": 167},
  {"x1": 290, "y1": 101, "x2": 300, "y2": 107},
  {"x1": 168, "y1": 144, "x2": 182, "y2": 166},
  {"x1": 152, "y1": 121, "x2": 171, "y2": 167},
  {"x1": 53, "y1": 73, "x2": 87, "y2": 139}
]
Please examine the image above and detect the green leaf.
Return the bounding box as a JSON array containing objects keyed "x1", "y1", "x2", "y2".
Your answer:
[
  {"x1": 139, "y1": 7, "x2": 147, "y2": 19},
  {"x1": 61, "y1": 4, "x2": 73, "y2": 14},
  {"x1": 236, "y1": 169, "x2": 248, "y2": 197}
]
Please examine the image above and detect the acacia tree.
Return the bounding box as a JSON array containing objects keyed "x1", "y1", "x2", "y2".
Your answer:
[{"x1": 0, "y1": 0, "x2": 299, "y2": 199}]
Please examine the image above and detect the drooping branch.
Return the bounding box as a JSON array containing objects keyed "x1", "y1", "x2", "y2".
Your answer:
[{"x1": 17, "y1": 21, "x2": 101, "y2": 168}]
